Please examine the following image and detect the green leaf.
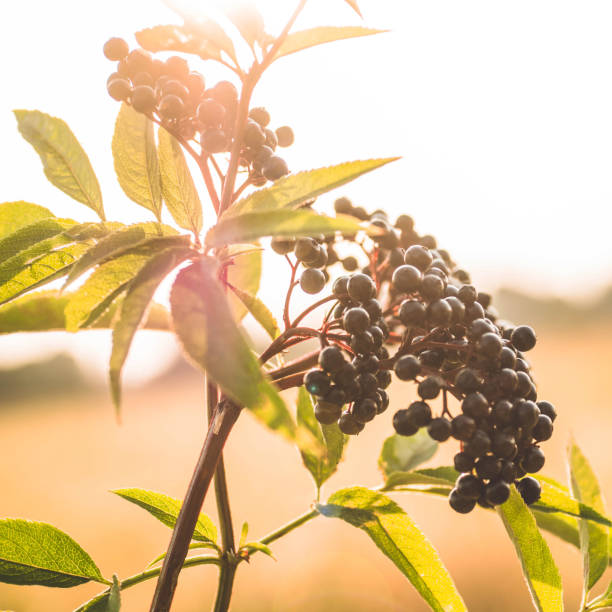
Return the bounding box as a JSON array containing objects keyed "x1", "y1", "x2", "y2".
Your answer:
[
  {"x1": 239, "y1": 523, "x2": 249, "y2": 549},
  {"x1": 383, "y1": 466, "x2": 458, "y2": 491},
  {"x1": 207, "y1": 209, "x2": 376, "y2": 247},
  {"x1": 498, "y1": 486, "x2": 563, "y2": 612},
  {"x1": 0, "y1": 291, "x2": 170, "y2": 334},
  {"x1": 275, "y1": 26, "x2": 386, "y2": 60},
  {"x1": 0, "y1": 243, "x2": 90, "y2": 305},
  {"x1": 14, "y1": 110, "x2": 104, "y2": 220},
  {"x1": 170, "y1": 261, "x2": 296, "y2": 441},
  {"x1": 224, "y1": 158, "x2": 399, "y2": 218},
  {"x1": 112, "y1": 104, "x2": 163, "y2": 220},
  {"x1": 569, "y1": 440, "x2": 609, "y2": 594},
  {"x1": 158, "y1": 127, "x2": 203, "y2": 235},
  {"x1": 297, "y1": 387, "x2": 346, "y2": 491},
  {"x1": 224, "y1": 3, "x2": 265, "y2": 47},
  {"x1": 148, "y1": 541, "x2": 219, "y2": 568},
  {"x1": 224, "y1": 245, "x2": 262, "y2": 322},
  {"x1": 343, "y1": 0, "x2": 363, "y2": 17},
  {"x1": 378, "y1": 431, "x2": 438, "y2": 479},
  {"x1": 62, "y1": 223, "x2": 179, "y2": 289},
  {"x1": 136, "y1": 24, "x2": 224, "y2": 62},
  {"x1": 0, "y1": 201, "x2": 54, "y2": 238},
  {"x1": 535, "y1": 480, "x2": 612, "y2": 528},
  {"x1": 107, "y1": 575, "x2": 121, "y2": 612},
  {"x1": 112, "y1": 489, "x2": 217, "y2": 543},
  {"x1": 110, "y1": 247, "x2": 192, "y2": 414},
  {"x1": 228, "y1": 284, "x2": 279, "y2": 339},
  {"x1": 0, "y1": 518, "x2": 107, "y2": 587},
  {"x1": 318, "y1": 487, "x2": 466, "y2": 612},
  {"x1": 244, "y1": 542, "x2": 275, "y2": 560}
]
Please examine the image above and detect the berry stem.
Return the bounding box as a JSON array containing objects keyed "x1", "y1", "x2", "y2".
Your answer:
[
  {"x1": 282, "y1": 256, "x2": 299, "y2": 330},
  {"x1": 269, "y1": 350, "x2": 320, "y2": 380},
  {"x1": 149, "y1": 398, "x2": 241, "y2": 612},
  {"x1": 291, "y1": 294, "x2": 338, "y2": 328},
  {"x1": 258, "y1": 509, "x2": 319, "y2": 546}
]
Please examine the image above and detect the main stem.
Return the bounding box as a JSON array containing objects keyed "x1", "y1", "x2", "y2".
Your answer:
[{"x1": 149, "y1": 399, "x2": 241, "y2": 612}]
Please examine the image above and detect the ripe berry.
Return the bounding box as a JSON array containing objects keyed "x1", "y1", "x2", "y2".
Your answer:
[
  {"x1": 515, "y1": 371, "x2": 534, "y2": 397},
  {"x1": 421, "y1": 275, "x2": 445, "y2": 300},
  {"x1": 465, "y1": 301, "x2": 485, "y2": 322},
  {"x1": 451, "y1": 415, "x2": 476, "y2": 441},
  {"x1": 107, "y1": 78, "x2": 132, "y2": 101},
  {"x1": 392, "y1": 265, "x2": 422, "y2": 293},
  {"x1": 351, "y1": 331, "x2": 375, "y2": 354},
  {"x1": 159, "y1": 94, "x2": 184, "y2": 119},
  {"x1": 319, "y1": 346, "x2": 346, "y2": 373},
  {"x1": 446, "y1": 296, "x2": 466, "y2": 322},
  {"x1": 454, "y1": 451, "x2": 475, "y2": 473},
  {"x1": 532, "y1": 414, "x2": 553, "y2": 441},
  {"x1": 210, "y1": 80, "x2": 239, "y2": 106},
  {"x1": 264, "y1": 128, "x2": 277, "y2": 149},
  {"x1": 461, "y1": 392, "x2": 489, "y2": 419},
  {"x1": 395, "y1": 214, "x2": 415, "y2": 232},
  {"x1": 132, "y1": 71, "x2": 155, "y2": 87},
  {"x1": 418, "y1": 377, "x2": 442, "y2": 400},
  {"x1": 197, "y1": 99, "x2": 226, "y2": 126},
  {"x1": 456, "y1": 474, "x2": 483, "y2": 499},
  {"x1": 276, "y1": 125, "x2": 294, "y2": 147},
  {"x1": 186, "y1": 72, "x2": 205, "y2": 96},
  {"x1": 427, "y1": 299, "x2": 453, "y2": 326},
  {"x1": 332, "y1": 275, "x2": 349, "y2": 298},
  {"x1": 362, "y1": 298, "x2": 382, "y2": 321},
  {"x1": 500, "y1": 346, "x2": 517, "y2": 369},
  {"x1": 304, "y1": 369, "x2": 331, "y2": 397},
  {"x1": 521, "y1": 447, "x2": 545, "y2": 473},
  {"x1": 249, "y1": 107, "x2": 271, "y2": 127},
  {"x1": 270, "y1": 237, "x2": 295, "y2": 254},
  {"x1": 300, "y1": 268, "x2": 326, "y2": 294},
  {"x1": 449, "y1": 489, "x2": 477, "y2": 514},
  {"x1": 338, "y1": 411, "x2": 365, "y2": 435},
  {"x1": 492, "y1": 433, "x2": 518, "y2": 460},
  {"x1": 398, "y1": 300, "x2": 426, "y2": 326},
  {"x1": 514, "y1": 400, "x2": 540, "y2": 429},
  {"x1": 516, "y1": 476, "x2": 542, "y2": 505},
  {"x1": 477, "y1": 332, "x2": 503, "y2": 358},
  {"x1": 244, "y1": 120, "x2": 266, "y2": 148},
  {"x1": 485, "y1": 480, "x2": 510, "y2": 505},
  {"x1": 511, "y1": 325, "x2": 537, "y2": 352},
  {"x1": 131, "y1": 85, "x2": 157, "y2": 113},
  {"x1": 315, "y1": 401, "x2": 342, "y2": 425},
  {"x1": 342, "y1": 256, "x2": 358, "y2": 271},
  {"x1": 475, "y1": 455, "x2": 502, "y2": 480},
  {"x1": 334, "y1": 197, "x2": 353, "y2": 214},
  {"x1": 103, "y1": 37, "x2": 129, "y2": 61},
  {"x1": 376, "y1": 369, "x2": 392, "y2": 389},
  {"x1": 404, "y1": 245, "x2": 433, "y2": 271},
  {"x1": 454, "y1": 368, "x2": 481, "y2": 393},
  {"x1": 161, "y1": 80, "x2": 190, "y2": 101},
  {"x1": 464, "y1": 430, "x2": 491, "y2": 457},
  {"x1": 406, "y1": 401, "x2": 432, "y2": 427},
  {"x1": 126, "y1": 49, "x2": 153, "y2": 75},
  {"x1": 394, "y1": 355, "x2": 421, "y2": 381},
  {"x1": 537, "y1": 401, "x2": 557, "y2": 422},
  {"x1": 498, "y1": 368, "x2": 518, "y2": 393},
  {"x1": 376, "y1": 389, "x2": 390, "y2": 414},
  {"x1": 428, "y1": 417, "x2": 452, "y2": 441},
  {"x1": 343, "y1": 307, "x2": 370, "y2": 334},
  {"x1": 263, "y1": 156, "x2": 289, "y2": 181},
  {"x1": 352, "y1": 398, "x2": 378, "y2": 423},
  {"x1": 348, "y1": 273, "x2": 376, "y2": 302},
  {"x1": 457, "y1": 285, "x2": 477, "y2": 304},
  {"x1": 202, "y1": 128, "x2": 229, "y2": 154},
  {"x1": 393, "y1": 409, "x2": 419, "y2": 436}
]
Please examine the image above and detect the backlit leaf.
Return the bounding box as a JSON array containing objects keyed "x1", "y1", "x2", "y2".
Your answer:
[
  {"x1": 224, "y1": 3, "x2": 265, "y2": 47},
  {"x1": 14, "y1": 110, "x2": 104, "y2": 220},
  {"x1": 228, "y1": 284, "x2": 279, "y2": 339},
  {"x1": 158, "y1": 127, "x2": 203, "y2": 234},
  {"x1": 0, "y1": 519, "x2": 106, "y2": 587},
  {"x1": 170, "y1": 261, "x2": 296, "y2": 440},
  {"x1": 223, "y1": 245, "x2": 262, "y2": 321},
  {"x1": 136, "y1": 24, "x2": 222, "y2": 61},
  {"x1": 112, "y1": 104, "x2": 163, "y2": 220},
  {"x1": 0, "y1": 201, "x2": 54, "y2": 238},
  {"x1": 498, "y1": 486, "x2": 563, "y2": 612},
  {"x1": 318, "y1": 487, "x2": 466, "y2": 611},
  {"x1": 379, "y1": 431, "x2": 438, "y2": 479}
]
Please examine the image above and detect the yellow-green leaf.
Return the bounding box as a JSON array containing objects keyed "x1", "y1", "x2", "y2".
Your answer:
[
  {"x1": 158, "y1": 127, "x2": 203, "y2": 235},
  {"x1": 207, "y1": 209, "x2": 374, "y2": 247},
  {"x1": 228, "y1": 284, "x2": 279, "y2": 339},
  {"x1": 0, "y1": 201, "x2": 54, "y2": 238},
  {"x1": 170, "y1": 261, "x2": 296, "y2": 440},
  {"x1": 569, "y1": 440, "x2": 609, "y2": 595},
  {"x1": 112, "y1": 104, "x2": 163, "y2": 220},
  {"x1": 14, "y1": 110, "x2": 104, "y2": 220},
  {"x1": 224, "y1": 245, "x2": 262, "y2": 321},
  {"x1": 275, "y1": 26, "x2": 386, "y2": 60},
  {"x1": 224, "y1": 158, "x2": 399, "y2": 218},
  {"x1": 318, "y1": 487, "x2": 466, "y2": 612},
  {"x1": 498, "y1": 486, "x2": 563, "y2": 612},
  {"x1": 379, "y1": 431, "x2": 438, "y2": 478}
]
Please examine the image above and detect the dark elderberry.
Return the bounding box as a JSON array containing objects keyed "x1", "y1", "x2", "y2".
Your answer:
[
  {"x1": 537, "y1": 401, "x2": 557, "y2": 422},
  {"x1": 421, "y1": 275, "x2": 445, "y2": 300},
  {"x1": 304, "y1": 369, "x2": 330, "y2": 397},
  {"x1": 159, "y1": 94, "x2": 185, "y2": 119},
  {"x1": 475, "y1": 456, "x2": 502, "y2": 480},
  {"x1": 404, "y1": 245, "x2": 433, "y2": 271},
  {"x1": 352, "y1": 398, "x2": 378, "y2": 424},
  {"x1": 500, "y1": 346, "x2": 517, "y2": 369},
  {"x1": 491, "y1": 433, "x2": 517, "y2": 460},
  {"x1": 350, "y1": 331, "x2": 374, "y2": 354},
  {"x1": 511, "y1": 325, "x2": 537, "y2": 351},
  {"x1": 294, "y1": 238, "x2": 319, "y2": 264},
  {"x1": 131, "y1": 85, "x2": 156, "y2": 113},
  {"x1": 454, "y1": 368, "x2": 481, "y2": 393},
  {"x1": 398, "y1": 300, "x2": 426, "y2": 326},
  {"x1": 449, "y1": 489, "x2": 476, "y2": 514},
  {"x1": 376, "y1": 389, "x2": 390, "y2": 414},
  {"x1": 491, "y1": 399, "x2": 513, "y2": 426},
  {"x1": 532, "y1": 414, "x2": 553, "y2": 441},
  {"x1": 319, "y1": 346, "x2": 346, "y2": 373},
  {"x1": 263, "y1": 156, "x2": 289, "y2": 181},
  {"x1": 347, "y1": 273, "x2": 376, "y2": 302},
  {"x1": 477, "y1": 332, "x2": 503, "y2": 358},
  {"x1": 424, "y1": 417, "x2": 450, "y2": 441},
  {"x1": 464, "y1": 430, "x2": 491, "y2": 457},
  {"x1": 457, "y1": 285, "x2": 477, "y2": 304},
  {"x1": 338, "y1": 411, "x2": 365, "y2": 435},
  {"x1": 392, "y1": 265, "x2": 422, "y2": 293},
  {"x1": 394, "y1": 355, "x2": 421, "y2": 381},
  {"x1": 342, "y1": 256, "x2": 358, "y2": 271},
  {"x1": 270, "y1": 237, "x2": 295, "y2": 255},
  {"x1": 485, "y1": 480, "x2": 510, "y2": 505},
  {"x1": 393, "y1": 409, "x2": 419, "y2": 436},
  {"x1": 417, "y1": 377, "x2": 442, "y2": 400},
  {"x1": 456, "y1": 474, "x2": 483, "y2": 499},
  {"x1": 461, "y1": 392, "x2": 489, "y2": 419},
  {"x1": 334, "y1": 197, "x2": 353, "y2": 214},
  {"x1": 343, "y1": 307, "x2": 370, "y2": 334},
  {"x1": 451, "y1": 415, "x2": 476, "y2": 441},
  {"x1": 354, "y1": 354, "x2": 379, "y2": 374},
  {"x1": 198, "y1": 99, "x2": 226, "y2": 126},
  {"x1": 454, "y1": 451, "x2": 475, "y2": 473},
  {"x1": 107, "y1": 78, "x2": 132, "y2": 101},
  {"x1": 514, "y1": 400, "x2": 540, "y2": 429},
  {"x1": 315, "y1": 401, "x2": 342, "y2": 425},
  {"x1": 376, "y1": 369, "x2": 392, "y2": 389},
  {"x1": 300, "y1": 268, "x2": 326, "y2": 294},
  {"x1": 248, "y1": 107, "x2": 271, "y2": 127},
  {"x1": 362, "y1": 298, "x2": 382, "y2": 321},
  {"x1": 521, "y1": 447, "x2": 545, "y2": 473},
  {"x1": 516, "y1": 476, "x2": 542, "y2": 505}
]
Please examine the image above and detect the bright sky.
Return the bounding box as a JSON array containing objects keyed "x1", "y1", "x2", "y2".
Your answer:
[{"x1": 1, "y1": 0, "x2": 611, "y2": 379}]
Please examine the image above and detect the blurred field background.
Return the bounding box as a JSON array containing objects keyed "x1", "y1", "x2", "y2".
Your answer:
[{"x1": 1, "y1": 289, "x2": 611, "y2": 612}]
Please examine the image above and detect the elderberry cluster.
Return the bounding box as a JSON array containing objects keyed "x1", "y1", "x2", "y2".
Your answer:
[
  {"x1": 103, "y1": 37, "x2": 293, "y2": 183},
  {"x1": 290, "y1": 198, "x2": 556, "y2": 514}
]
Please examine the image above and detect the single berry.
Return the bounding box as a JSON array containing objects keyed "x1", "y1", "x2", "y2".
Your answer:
[
  {"x1": 343, "y1": 307, "x2": 370, "y2": 334},
  {"x1": 451, "y1": 414, "x2": 476, "y2": 441},
  {"x1": 514, "y1": 400, "x2": 540, "y2": 429},
  {"x1": 248, "y1": 107, "x2": 271, "y2": 127},
  {"x1": 406, "y1": 400, "x2": 432, "y2": 427},
  {"x1": 270, "y1": 237, "x2": 295, "y2": 255},
  {"x1": 454, "y1": 368, "x2": 481, "y2": 393},
  {"x1": 107, "y1": 77, "x2": 132, "y2": 101},
  {"x1": 427, "y1": 299, "x2": 453, "y2": 326},
  {"x1": 131, "y1": 85, "x2": 157, "y2": 113},
  {"x1": 334, "y1": 197, "x2": 353, "y2": 214},
  {"x1": 521, "y1": 447, "x2": 546, "y2": 473},
  {"x1": 498, "y1": 368, "x2": 518, "y2": 393},
  {"x1": 404, "y1": 245, "x2": 433, "y2": 271},
  {"x1": 276, "y1": 125, "x2": 294, "y2": 147},
  {"x1": 347, "y1": 273, "x2": 376, "y2": 302},
  {"x1": 350, "y1": 331, "x2": 375, "y2": 355},
  {"x1": 342, "y1": 256, "x2": 358, "y2": 271},
  {"x1": 511, "y1": 325, "x2": 537, "y2": 351},
  {"x1": 132, "y1": 71, "x2": 154, "y2": 87},
  {"x1": 475, "y1": 455, "x2": 502, "y2": 480},
  {"x1": 491, "y1": 433, "x2": 518, "y2": 460},
  {"x1": 421, "y1": 274, "x2": 445, "y2": 300},
  {"x1": 428, "y1": 417, "x2": 452, "y2": 441},
  {"x1": 418, "y1": 377, "x2": 442, "y2": 400},
  {"x1": 300, "y1": 268, "x2": 326, "y2": 294},
  {"x1": 516, "y1": 476, "x2": 542, "y2": 505},
  {"x1": 537, "y1": 401, "x2": 557, "y2": 422},
  {"x1": 449, "y1": 489, "x2": 477, "y2": 514},
  {"x1": 394, "y1": 355, "x2": 421, "y2": 381},
  {"x1": 477, "y1": 332, "x2": 503, "y2": 358},
  {"x1": 338, "y1": 411, "x2": 365, "y2": 435},
  {"x1": 315, "y1": 401, "x2": 342, "y2": 425},
  {"x1": 210, "y1": 80, "x2": 239, "y2": 106},
  {"x1": 103, "y1": 37, "x2": 129, "y2": 61},
  {"x1": 197, "y1": 99, "x2": 226, "y2": 126},
  {"x1": 457, "y1": 284, "x2": 477, "y2": 304},
  {"x1": 264, "y1": 128, "x2": 278, "y2": 149},
  {"x1": 532, "y1": 414, "x2": 553, "y2": 441},
  {"x1": 319, "y1": 346, "x2": 346, "y2": 373},
  {"x1": 376, "y1": 389, "x2": 390, "y2": 414},
  {"x1": 491, "y1": 399, "x2": 513, "y2": 426},
  {"x1": 454, "y1": 451, "x2": 475, "y2": 473},
  {"x1": 202, "y1": 128, "x2": 229, "y2": 154},
  {"x1": 262, "y1": 156, "x2": 289, "y2": 181},
  {"x1": 456, "y1": 474, "x2": 484, "y2": 499},
  {"x1": 362, "y1": 298, "x2": 383, "y2": 321},
  {"x1": 392, "y1": 265, "x2": 422, "y2": 293},
  {"x1": 464, "y1": 430, "x2": 491, "y2": 457},
  {"x1": 485, "y1": 480, "x2": 510, "y2": 505},
  {"x1": 393, "y1": 409, "x2": 419, "y2": 436},
  {"x1": 304, "y1": 369, "x2": 331, "y2": 397},
  {"x1": 352, "y1": 398, "x2": 378, "y2": 423},
  {"x1": 461, "y1": 392, "x2": 489, "y2": 419},
  {"x1": 398, "y1": 300, "x2": 427, "y2": 326},
  {"x1": 159, "y1": 94, "x2": 184, "y2": 119},
  {"x1": 244, "y1": 119, "x2": 266, "y2": 148}
]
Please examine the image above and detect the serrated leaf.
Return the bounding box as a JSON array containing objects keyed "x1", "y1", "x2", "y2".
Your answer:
[
  {"x1": 275, "y1": 26, "x2": 386, "y2": 60},
  {"x1": 14, "y1": 110, "x2": 104, "y2": 220},
  {"x1": 498, "y1": 486, "x2": 563, "y2": 612},
  {"x1": 64, "y1": 253, "x2": 153, "y2": 331},
  {"x1": 297, "y1": 387, "x2": 346, "y2": 491},
  {"x1": 112, "y1": 104, "x2": 163, "y2": 220},
  {"x1": 0, "y1": 243, "x2": 90, "y2": 306},
  {"x1": 112, "y1": 489, "x2": 217, "y2": 543},
  {"x1": 170, "y1": 261, "x2": 296, "y2": 440},
  {"x1": 158, "y1": 127, "x2": 203, "y2": 235},
  {"x1": 379, "y1": 431, "x2": 438, "y2": 479},
  {"x1": 136, "y1": 24, "x2": 223, "y2": 61},
  {"x1": 318, "y1": 487, "x2": 466, "y2": 612},
  {"x1": 224, "y1": 245, "x2": 262, "y2": 322},
  {"x1": 224, "y1": 158, "x2": 399, "y2": 218},
  {"x1": 0, "y1": 291, "x2": 170, "y2": 334},
  {"x1": 228, "y1": 284, "x2": 279, "y2": 339},
  {"x1": 224, "y1": 3, "x2": 265, "y2": 46},
  {"x1": 207, "y1": 209, "x2": 375, "y2": 247},
  {"x1": 110, "y1": 247, "x2": 192, "y2": 414},
  {"x1": 0, "y1": 201, "x2": 54, "y2": 238},
  {"x1": 62, "y1": 223, "x2": 179, "y2": 289},
  {"x1": 0, "y1": 519, "x2": 107, "y2": 587},
  {"x1": 569, "y1": 441, "x2": 609, "y2": 595},
  {"x1": 343, "y1": 0, "x2": 363, "y2": 17}
]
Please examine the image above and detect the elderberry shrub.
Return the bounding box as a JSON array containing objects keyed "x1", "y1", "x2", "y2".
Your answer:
[
  {"x1": 275, "y1": 198, "x2": 554, "y2": 514},
  {"x1": 103, "y1": 38, "x2": 292, "y2": 186}
]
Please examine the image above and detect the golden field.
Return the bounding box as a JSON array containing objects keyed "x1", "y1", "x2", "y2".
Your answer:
[{"x1": 1, "y1": 323, "x2": 611, "y2": 611}]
